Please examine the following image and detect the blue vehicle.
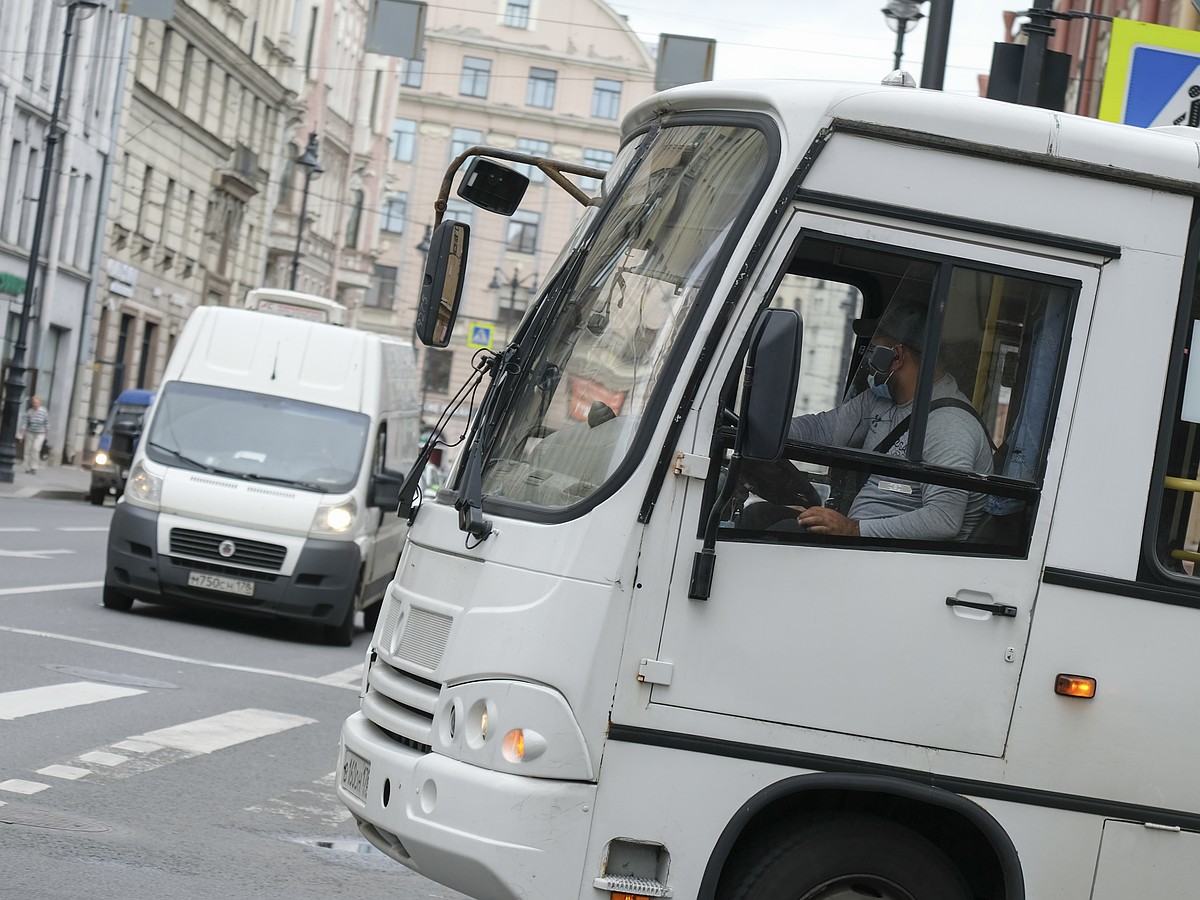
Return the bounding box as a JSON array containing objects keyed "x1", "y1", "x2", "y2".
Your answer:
[{"x1": 88, "y1": 389, "x2": 154, "y2": 505}]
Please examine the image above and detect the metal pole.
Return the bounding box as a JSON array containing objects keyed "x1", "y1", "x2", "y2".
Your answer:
[
  {"x1": 0, "y1": 2, "x2": 81, "y2": 483},
  {"x1": 289, "y1": 167, "x2": 313, "y2": 291},
  {"x1": 920, "y1": 0, "x2": 954, "y2": 90},
  {"x1": 893, "y1": 26, "x2": 906, "y2": 70},
  {"x1": 1017, "y1": 0, "x2": 1056, "y2": 108}
]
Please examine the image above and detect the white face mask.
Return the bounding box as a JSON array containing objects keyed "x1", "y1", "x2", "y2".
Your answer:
[{"x1": 867, "y1": 369, "x2": 894, "y2": 401}]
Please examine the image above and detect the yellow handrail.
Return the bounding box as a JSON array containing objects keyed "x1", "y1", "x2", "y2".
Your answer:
[
  {"x1": 1164, "y1": 476, "x2": 1200, "y2": 493},
  {"x1": 1171, "y1": 548, "x2": 1200, "y2": 563}
]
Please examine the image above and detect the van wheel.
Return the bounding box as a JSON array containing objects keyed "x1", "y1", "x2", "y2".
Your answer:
[
  {"x1": 322, "y1": 582, "x2": 360, "y2": 647},
  {"x1": 717, "y1": 814, "x2": 971, "y2": 900},
  {"x1": 88, "y1": 489, "x2": 105, "y2": 506},
  {"x1": 362, "y1": 600, "x2": 382, "y2": 632},
  {"x1": 102, "y1": 584, "x2": 134, "y2": 612}
]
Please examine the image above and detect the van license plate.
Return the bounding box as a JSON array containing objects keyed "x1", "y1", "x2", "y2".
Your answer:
[
  {"x1": 341, "y1": 748, "x2": 370, "y2": 802},
  {"x1": 187, "y1": 572, "x2": 254, "y2": 596}
]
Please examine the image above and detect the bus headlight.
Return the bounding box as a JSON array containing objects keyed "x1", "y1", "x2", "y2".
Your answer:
[
  {"x1": 434, "y1": 680, "x2": 593, "y2": 779},
  {"x1": 125, "y1": 460, "x2": 163, "y2": 507},
  {"x1": 311, "y1": 497, "x2": 357, "y2": 535}
]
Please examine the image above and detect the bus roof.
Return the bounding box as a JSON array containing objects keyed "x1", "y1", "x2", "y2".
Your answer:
[{"x1": 625, "y1": 79, "x2": 1200, "y2": 192}]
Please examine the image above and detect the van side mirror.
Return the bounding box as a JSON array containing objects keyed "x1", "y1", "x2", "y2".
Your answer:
[
  {"x1": 457, "y1": 158, "x2": 529, "y2": 215},
  {"x1": 738, "y1": 308, "x2": 803, "y2": 462},
  {"x1": 415, "y1": 221, "x2": 470, "y2": 347},
  {"x1": 369, "y1": 468, "x2": 404, "y2": 510}
]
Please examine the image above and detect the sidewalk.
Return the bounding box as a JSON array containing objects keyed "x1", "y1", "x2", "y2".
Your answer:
[{"x1": 0, "y1": 460, "x2": 92, "y2": 501}]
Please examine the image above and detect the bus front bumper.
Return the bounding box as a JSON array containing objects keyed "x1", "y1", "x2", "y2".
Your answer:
[{"x1": 338, "y1": 711, "x2": 596, "y2": 900}]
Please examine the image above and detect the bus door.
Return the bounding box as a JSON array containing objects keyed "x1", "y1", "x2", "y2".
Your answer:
[{"x1": 650, "y1": 213, "x2": 1096, "y2": 758}]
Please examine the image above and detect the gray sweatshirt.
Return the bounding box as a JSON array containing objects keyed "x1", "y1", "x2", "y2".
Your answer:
[{"x1": 788, "y1": 375, "x2": 993, "y2": 541}]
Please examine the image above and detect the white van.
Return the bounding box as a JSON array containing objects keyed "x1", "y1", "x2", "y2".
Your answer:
[
  {"x1": 104, "y1": 300, "x2": 419, "y2": 645},
  {"x1": 338, "y1": 78, "x2": 1200, "y2": 898}
]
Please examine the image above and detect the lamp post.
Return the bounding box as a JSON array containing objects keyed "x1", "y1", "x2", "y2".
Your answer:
[
  {"x1": 288, "y1": 132, "x2": 324, "y2": 291},
  {"x1": 488, "y1": 266, "x2": 538, "y2": 345},
  {"x1": 881, "y1": 0, "x2": 925, "y2": 71},
  {"x1": 0, "y1": 0, "x2": 100, "y2": 484}
]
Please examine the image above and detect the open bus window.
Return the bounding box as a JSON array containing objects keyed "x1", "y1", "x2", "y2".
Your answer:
[{"x1": 722, "y1": 234, "x2": 1072, "y2": 555}]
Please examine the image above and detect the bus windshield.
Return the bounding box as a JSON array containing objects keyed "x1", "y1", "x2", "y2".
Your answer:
[{"x1": 481, "y1": 121, "x2": 772, "y2": 510}]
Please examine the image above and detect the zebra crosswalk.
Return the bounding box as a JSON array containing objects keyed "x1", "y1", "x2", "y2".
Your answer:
[{"x1": 0, "y1": 666, "x2": 361, "y2": 820}]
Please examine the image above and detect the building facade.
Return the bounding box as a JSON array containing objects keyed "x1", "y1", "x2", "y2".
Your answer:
[
  {"x1": 84, "y1": 0, "x2": 300, "y2": 462},
  {"x1": 0, "y1": 1, "x2": 127, "y2": 460},
  {"x1": 363, "y1": 0, "x2": 656, "y2": 431}
]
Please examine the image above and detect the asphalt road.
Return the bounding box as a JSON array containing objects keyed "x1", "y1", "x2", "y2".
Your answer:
[{"x1": 0, "y1": 495, "x2": 469, "y2": 900}]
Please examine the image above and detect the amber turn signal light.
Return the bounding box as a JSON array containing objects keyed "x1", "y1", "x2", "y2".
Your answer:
[{"x1": 1055, "y1": 674, "x2": 1096, "y2": 699}]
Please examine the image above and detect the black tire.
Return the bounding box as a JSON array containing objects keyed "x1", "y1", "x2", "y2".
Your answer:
[
  {"x1": 362, "y1": 599, "x2": 382, "y2": 632},
  {"x1": 102, "y1": 584, "x2": 134, "y2": 612},
  {"x1": 718, "y1": 814, "x2": 971, "y2": 900},
  {"x1": 88, "y1": 489, "x2": 106, "y2": 506}
]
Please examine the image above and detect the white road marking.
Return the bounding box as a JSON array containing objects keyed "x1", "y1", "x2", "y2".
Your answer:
[
  {"x1": 0, "y1": 780, "x2": 50, "y2": 795},
  {"x1": 0, "y1": 527, "x2": 38, "y2": 532},
  {"x1": 0, "y1": 682, "x2": 145, "y2": 720},
  {"x1": 316, "y1": 663, "x2": 363, "y2": 686},
  {"x1": 0, "y1": 549, "x2": 74, "y2": 559},
  {"x1": 112, "y1": 739, "x2": 161, "y2": 753},
  {"x1": 37, "y1": 765, "x2": 91, "y2": 781},
  {"x1": 78, "y1": 751, "x2": 128, "y2": 767},
  {"x1": 0, "y1": 625, "x2": 359, "y2": 691},
  {"x1": 130, "y1": 708, "x2": 316, "y2": 755},
  {"x1": 56, "y1": 527, "x2": 109, "y2": 532},
  {"x1": 0, "y1": 581, "x2": 103, "y2": 597}
]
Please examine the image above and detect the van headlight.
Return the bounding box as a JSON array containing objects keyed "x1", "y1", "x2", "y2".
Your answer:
[
  {"x1": 311, "y1": 496, "x2": 357, "y2": 535},
  {"x1": 125, "y1": 460, "x2": 163, "y2": 508},
  {"x1": 94, "y1": 450, "x2": 110, "y2": 467}
]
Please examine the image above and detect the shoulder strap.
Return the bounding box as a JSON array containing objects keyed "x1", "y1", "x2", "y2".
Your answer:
[{"x1": 872, "y1": 398, "x2": 996, "y2": 456}]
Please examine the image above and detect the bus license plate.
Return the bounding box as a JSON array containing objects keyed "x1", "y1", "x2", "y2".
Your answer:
[
  {"x1": 341, "y1": 748, "x2": 370, "y2": 802},
  {"x1": 187, "y1": 572, "x2": 254, "y2": 596}
]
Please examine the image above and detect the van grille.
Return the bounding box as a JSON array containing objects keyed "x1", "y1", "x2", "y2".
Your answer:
[{"x1": 169, "y1": 528, "x2": 287, "y2": 571}]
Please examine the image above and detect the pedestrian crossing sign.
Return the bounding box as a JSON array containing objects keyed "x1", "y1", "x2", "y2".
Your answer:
[
  {"x1": 1099, "y1": 18, "x2": 1200, "y2": 128},
  {"x1": 467, "y1": 321, "x2": 494, "y2": 350}
]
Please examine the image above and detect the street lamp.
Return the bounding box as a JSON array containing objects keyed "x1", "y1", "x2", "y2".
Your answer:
[
  {"x1": 288, "y1": 132, "x2": 324, "y2": 291},
  {"x1": 416, "y1": 224, "x2": 432, "y2": 253},
  {"x1": 881, "y1": 0, "x2": 924, "y2": 71},
  {"x1": 0, "y1": 0, "x2": 101, "y2": 484},
  {"x1": 488, "y1": 266, "x2": 538, "y2": 344}
]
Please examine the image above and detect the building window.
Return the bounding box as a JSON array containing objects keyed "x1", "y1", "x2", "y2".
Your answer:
[
  {"x1": 460, "y1": 56, "x2": 491, "y2": 98},
  {"x1": 425, "y1": 350, "x2": 453, "y2": 393},
  {"x1": 592, "y1": 78, "x2": 622, "y2": 119},
  {"x1": 526, "y1": 67, "x2": 556, "y2": 109},
  {"x1": 391, "y1": 117, "x2": 416, "y2": 162},
  {"x1": 346, "y1": 189, "x2": 364, "y2": 248},
  {"x1": 365, "y1": 264, "x2": 397, "y2": 309},
  {"x1": 504, "y1": 0, "x2": 531, "y2": 28},
  {"x1": 516, "y1": 138, "x2": 550, "y2": 184},
  {"x1": 402, "y1": 54, "x2": 424, "y2": 88},
  {"x1": 382, "y1": 193, "x2": 407, "y2": 233},
  {"x1": 137, "y1": 321, "x2": 158, "y2": 389},
  {"x1": 506, "y1": 210, "x2": 539, "y2": 254},
  {"x1": 451, "y1": 127, "x2": 484, "y2": 164},
  {"x1": 279, "y1": 141, "x2": 298, "y2": 206},
  {"x1": 580, "y1": 148, "x2": 614, "y2": 191}
]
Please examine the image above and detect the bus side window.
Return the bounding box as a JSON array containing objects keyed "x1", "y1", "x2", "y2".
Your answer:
[{"x1": 723, "y1": 233, "x2": 1073, "y2": 555}]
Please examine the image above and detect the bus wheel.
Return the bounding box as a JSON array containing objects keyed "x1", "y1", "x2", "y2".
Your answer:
[
  {"x1": 102, "y1": 584, "x2": 134, "y2": 612},
  {"x1": 718, "y1": 814, "x2": 971, "y2": 900}
]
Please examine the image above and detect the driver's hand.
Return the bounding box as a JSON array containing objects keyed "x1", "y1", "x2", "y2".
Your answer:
[{"x1": 797, "y1": 505, "x2": 860, "y2": 537}]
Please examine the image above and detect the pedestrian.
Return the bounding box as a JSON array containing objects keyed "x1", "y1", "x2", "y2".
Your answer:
[{"x1": 17, "y1": 395, "x2": 50, "y2": 474}]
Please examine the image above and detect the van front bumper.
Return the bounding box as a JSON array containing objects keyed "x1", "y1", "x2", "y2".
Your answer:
[
  {"x1": 338, "y1": 711, "x2": 595, "y2": 900},
  {"x1": 105, "y1": 501, "x2": 359, "y2": 624}
]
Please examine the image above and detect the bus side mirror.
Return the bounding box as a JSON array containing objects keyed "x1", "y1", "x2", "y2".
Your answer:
[
  {"x1": 457, "y1": 158, "x2": 529, "y2": 215},
  {"x1": 738, "y1": 308, "x2": 803, "y2": 462},
  {"x1": 415, "y1": 221, "x2": 470, "y2": 347}
]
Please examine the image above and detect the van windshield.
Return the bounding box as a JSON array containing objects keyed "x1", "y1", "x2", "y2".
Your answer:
[
  {"x1": 144, "y1": 382, "x2": 370, "y2": 493},
  {"x1": 481, "y1": 121, "x2": 771, "y2": 510}
]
